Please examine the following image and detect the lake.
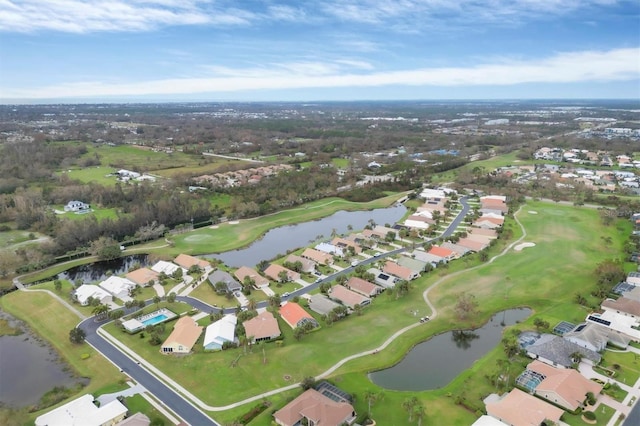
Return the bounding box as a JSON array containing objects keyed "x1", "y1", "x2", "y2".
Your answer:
[
  {"x1": 0, "y1": 310, "x2": 87, "y2": 407},
  {"x1": 211, "y1": 204, "x2": 406, "y2": 267},
  {"x1": 47, "y1": 254, "x2": 149, "y2": 285},
  {"x1": 369, "y1": 308, "x2": 532, "y2": 391}
]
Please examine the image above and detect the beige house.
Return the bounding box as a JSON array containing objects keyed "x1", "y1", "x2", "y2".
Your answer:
[
  {"x1": 346, "y1": 277, "x2": 383, "y2": 297},
  {"x1": 486, "y1": 388, "x2": 563, "y2": 426},
  {"x1": 234, "y1": 266, "x2": 270, "y2": 288},
  {"x1": 174, "y1": 253, "x2": 210, "y2": 270},
  {"x1": 264, "y1": 264, "x2": 300, "y2": 282},
  {"x1": 383, "y1": 261, "x2": 419, "y2": 281},
  {"x1": 301, "y1": 248, "x2": 334, "y2": 265},
  {"x1": 329, "y1": 284, "x2": 371, "y2": 309},
  {"x1": 126, "y1": 267, "x2": 159, "y2": 286},
  {"x1": 243, "y1": 311, "x2": 281, "y2": 343},
  {"x1": 285, "y1": 254, "x2": 316, "y2": 273},
  {"x1": 161, "y1": 316, "x2": 202, "y2": 355},
  {"x1": 526, "y1": 360, "x2": 603, "y2": 411},
  {"x1": 274, "y1": 389, "x2": 357, "y2": 426}
]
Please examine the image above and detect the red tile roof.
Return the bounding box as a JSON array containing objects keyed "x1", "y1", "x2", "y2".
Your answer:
[{"x1": 279, "y1": 302, "x2": 315, "y2": 329}]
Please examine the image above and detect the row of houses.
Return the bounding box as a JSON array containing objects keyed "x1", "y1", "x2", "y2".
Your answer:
[
  {"x1": 194, "y1": 164, "x2": 293, "y2": 188},
  {"x1": 74, "y1": 254, "x2": 211, "y2": 306}
]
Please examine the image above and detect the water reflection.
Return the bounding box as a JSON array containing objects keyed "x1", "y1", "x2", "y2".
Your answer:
[{"x1": 369, "y1": 308, "x2": 531, "y2": 391}]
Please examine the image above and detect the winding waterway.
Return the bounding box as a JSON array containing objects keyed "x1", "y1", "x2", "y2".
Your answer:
[
  {"x1": 369, "y1": 308, "x2": 532, "y2": 391},
  {"x1": 211, "y1": 205, "x2": 406, "y2": 267}
]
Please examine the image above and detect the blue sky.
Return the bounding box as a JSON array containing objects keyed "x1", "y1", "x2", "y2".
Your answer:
[{"x1": 0, "y1": 0, "x2": 639, "y2": 102}]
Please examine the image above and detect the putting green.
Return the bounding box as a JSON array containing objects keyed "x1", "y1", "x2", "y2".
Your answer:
[{"x1": 183, "y1": 234, "x2": 215, "y2": 243}]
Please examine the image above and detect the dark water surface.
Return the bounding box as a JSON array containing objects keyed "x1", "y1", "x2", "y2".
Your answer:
[{"x1": 369, "y1": 308, "x2": 532, "y2": 391}]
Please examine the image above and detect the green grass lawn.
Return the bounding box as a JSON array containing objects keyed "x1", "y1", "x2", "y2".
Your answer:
[
  {"x1": 54, "y1": 206, "x2": 120, "y2": 222},
  {"x1": 599, "y1": 350, "x2": 640, "y2": 386},
  {"x1": 62, "y1": 166, "x2": 118, "y2": 186},
  {"x1": 562, "y1": 404, "x2": 616, "y2": 426}
]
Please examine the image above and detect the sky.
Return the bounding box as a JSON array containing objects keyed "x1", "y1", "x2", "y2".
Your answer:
[{"x1": 0, "y1": 0, "x2": 639, "y2": 103}]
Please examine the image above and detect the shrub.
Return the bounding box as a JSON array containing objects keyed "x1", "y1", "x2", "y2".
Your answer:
[{"x1": 583, "y1": 411, "x2": 596, "y2": 421}]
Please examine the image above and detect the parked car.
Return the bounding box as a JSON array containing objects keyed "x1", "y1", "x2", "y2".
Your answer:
[
  {"x1": 419, "y1": 316, "x2": 430, "y2": 323},
  {"x1": 282, "y1": 292, "x2": 290, "y2": 298}
]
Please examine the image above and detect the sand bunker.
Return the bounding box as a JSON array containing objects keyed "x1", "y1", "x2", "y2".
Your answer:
[
  {"x1": 228, "y1": 221, "x2": 240, "y2": 225},
  {"x1": 528, "y1": 211, "x2": 538, "y2": 215},
  {"x1": 514, "y1": 242, "x2": 536, "y2": 252},
  {"x1": 209, "y1": 225, "x2": 219, "y2": 229}
]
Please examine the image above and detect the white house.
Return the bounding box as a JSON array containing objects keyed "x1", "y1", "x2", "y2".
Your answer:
[
  {"x1": 315, "y1": 242, "x2": 344, "y2": 257},
  {"x1": 203, "y1": 315, "x2": 237, "y2": 351},
  {"x1": 64, "y1": 200, "x2": 90, "y2": 213},
  {"x1": 74, "y1": 284, "x2": 112, "y2": 306},
  {"x1": 35, "y1": 394, "x2": 127, "y2": 426},
  {"x1": 98, "y1": 276, "x2": 136, "y2": 300},
  {"x1": 151, "y1": 260, "x2": 181, "y2": 276}
]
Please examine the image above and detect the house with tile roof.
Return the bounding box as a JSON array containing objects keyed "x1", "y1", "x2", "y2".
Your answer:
[
  {"x1": 126, "y1": 267, "x2": 159, "y2": 286},
  {"x1": 151, "y1": 260, "x2": 181, "y2": 276},
  {"x1": 273, "y1": 388, "x2": 357, "y2": 426},
  {"x1": 203, "y1": 315, "x2": 237, "y2": 351},
  {"x1": 329, "y1": 285, "x2": 371, "y2": 309},
  {"x1": 457, "y1": 238, "x2": 489, "y2": 252},
  {"x1": 563, "y1": 322, "x2": 629, "y2": 351},
  {"x1": 362, "y1": 225, "x2": 397, "y2": 241},
  {"x1": 74, "y1": 284, "x2": 113, "y2": 306},
  {"x1": 486, "y1": 388, "x2": 563, "y2": 426},
  {"x1": 345, "y1": 277, "x2": 383, "y2": 297},
  {"x1": 397, "y1": 256, "x2": 428, "y2": 274},
  {"x1": 441, "y1": 242, "x2": 471, "y2": 257},
  {"x1": 174, "y1": 253, "x2": 210, "y2": 270},
  {"x1": 273, "y1": 389, "x2": 356, "y2": 426},
  {"x1": 525, "y1": 360, "x2": 603, "y2": 411},
  {"x1": 383, "y1": 261, "x2": 419, "y2": 281},
  {"x1": 301, "y1": 248, "x2": 334, "y2": 265},
  {"x1": 315, "y1": 242, "x2": 344, "y2": 257},
  {"x1": 279, "y1": 302, "x2": 318, "y2": 330},
  {"x1": 264, "y1": 264, "x2": 300, "y2": 283},
  {"x1": 161, "y1": 316, "x2": 203, "y2": 355},
  {"x1": 243, "y1": 311, "x2": 281, "y2": 343},
  {"x1": 331, "y1": 237, "x2": 362, "y2": 254},
  {"x1": 234, "y1": 266, "x2": 270, "y2": 289},
  {"x1": 285, "y1": 254, "x2": 316, "y2": 273},
  {"x1": 98, "y1": 276, "x2": 136, "y2": 301},
  {"x1": 428, "y1": 245, "x2": 457, "y2": 261}
]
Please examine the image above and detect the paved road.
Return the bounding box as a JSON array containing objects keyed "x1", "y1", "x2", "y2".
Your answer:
[
  {"x1": 79, "y1": 310, "x2": 220, "y2": 426},
  {"x1": 76, "y1": 196, "x2": 472, "y2": 423}
]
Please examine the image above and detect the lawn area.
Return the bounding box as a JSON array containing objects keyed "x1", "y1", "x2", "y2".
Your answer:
[
  {"x1": 83, "y1": 144, "x2": 205, "y2": 172},
  {"x1": 62, "y1": 166, "x2": 118, "y2": 186},
  {"x1": 54, "y1": 206, "x2": 120, "y2": 222},
  {"x1": 563, "y1": 404, "x2": 616, "y2": 426},
  {"x1": 599, "y1": 350, "x2": 640, "y2": 386},
  {"x1": 0, "y1": 228, "x2": 40, "y2": 247}
]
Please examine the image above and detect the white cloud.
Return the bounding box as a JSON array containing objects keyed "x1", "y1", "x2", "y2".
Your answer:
[
  {"x1": 2, "y1": 48, "x2": 638, "y2": 99},
  {"x1": 0, "y1": 0, "x2": 252, "y2": 33}
]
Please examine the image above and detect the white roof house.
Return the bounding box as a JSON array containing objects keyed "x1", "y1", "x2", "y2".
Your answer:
[
  {"x1": 315, "y1": 242, "x2": 344, "y2": 257},
  {"x1": 203, "y1": 315, "x2": 237, "y2": 351},
  {"x1": 35, "y1": 394, "x2": 127, "y2": 426},
  {"x1": 98, "y1": 276, "x2": 136, "y2": 300},
  {"x1": 585, "y1": 311, "x2": 640, "y2": 342},
  {"x1": 74, "y1": 284, "x2": 112, "y2": 306},
  {"x1": 151, "y1": 260, "x2": 181, "y2": 276}
]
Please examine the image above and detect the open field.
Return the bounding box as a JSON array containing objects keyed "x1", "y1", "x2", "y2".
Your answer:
[{"x1": 61, "y1": 166, "x2": 118, "y2": 186}]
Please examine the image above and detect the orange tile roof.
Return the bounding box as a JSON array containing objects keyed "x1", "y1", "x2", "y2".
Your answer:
[
  {"x1": 346, "y1": 277, "x2": 381, "y2": 296},
  {"x1": 301, "y1": 248, "x2": 333, "y2": 265},
  {"x1": 428, "y1": 245, "x2": 455, "y2": 259},
  {"x1": 264, "y1": 264, "x2": 300, "y2": 282},
  {"x1": 329, "y1": 285, "x2": 370, "y2": 308},
  {"x1": 457, "y1": 238, "x2": 487, "y2": 252},
  {"x1": 279, "y1": 302, "x2": 314, "y2": 329}
]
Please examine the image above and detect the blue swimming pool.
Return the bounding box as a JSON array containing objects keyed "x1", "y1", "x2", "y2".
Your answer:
[{"x1": 142, "y1": 314, "x2": 168, "y2": 326}]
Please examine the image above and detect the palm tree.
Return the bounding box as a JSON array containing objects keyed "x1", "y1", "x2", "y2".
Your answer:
[
  {"x1": 414, "y1": 401, "x2": 426, "y2": 426},
  {"x1": 402, "y1": 396, "x2": 418, "y2": 421},
  {"x1": 92, "y1": 303, "x2": 109, "y2": 320},
  {"x1": 247, "y1": 298, "x2": 257, "y2": 311},
  {"x1": 364, "y1": 390, "x2": 383, "y2": 417}
]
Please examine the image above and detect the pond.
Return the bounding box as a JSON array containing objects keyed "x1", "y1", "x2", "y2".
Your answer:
[
  {"x1": 210, "y1": 204, "x2": 406, "y2": 267},
  {"x1": 46, "y1": 254, "x2": 149, "y2": 285},
  {"x1": 0, "y1": 310, "x2": 87, "y2": 407},
  {"x1": 369, "y1": 308, "x2": 532, "y2": 391}
]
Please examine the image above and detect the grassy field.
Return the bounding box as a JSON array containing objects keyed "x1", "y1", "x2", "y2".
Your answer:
[
  {"x1": 53, "y1": 205, "x2": 120, "y2": 222},
  {"x1": 62, "y1": 166, "x2": 118, "y2": 186}
]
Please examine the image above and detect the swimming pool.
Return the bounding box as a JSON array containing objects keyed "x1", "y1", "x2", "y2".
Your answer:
[{"x1": 142, "y1": 314, "x2": 168, "y2": 326}]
